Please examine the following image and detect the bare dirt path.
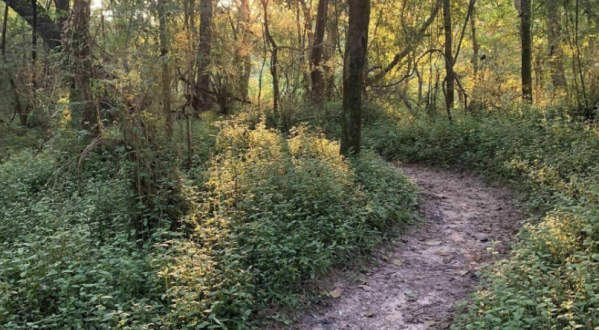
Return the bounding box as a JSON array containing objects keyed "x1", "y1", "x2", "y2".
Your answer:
[{"x1": 292, "y1": 164, "x2": 523, "y2": 330}]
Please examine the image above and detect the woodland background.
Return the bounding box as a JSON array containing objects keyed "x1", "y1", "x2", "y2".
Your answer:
[{"x1": 1, "y1": 0, "x2": 599, "y2": 328}]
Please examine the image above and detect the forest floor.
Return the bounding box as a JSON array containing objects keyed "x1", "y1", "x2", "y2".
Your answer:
[{"x1": 291, "y1": 165, "x2": 523, "y2": 329}]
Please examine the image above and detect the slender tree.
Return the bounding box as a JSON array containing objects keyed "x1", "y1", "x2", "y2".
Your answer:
[
  {"x1": 70, "y1": 0, "x2": 96, "y2": 130},
  {"x1": 470, "y1": 5, "x2": 479, "y2": 78},
  {"x1": 340, "y1": 0, "x2": 370, "y2": 156},
  {"x1": 547, "y1": 0, "x2": 566, "y2": 91},
  {"x1": 236, "y1": 0, "x2": 252, "y2": 100},
  {"x1": 261, "y1": 0, "x2": 280, "y2": 118},
  {"x1": 520, "y1": 0, "x2": 533, "y2": 102},
  {"x1": 323, "y1": 0, "x2": 338, "y2": 100},
  {"x1": 443, "y1": 0, "x2": 455, "y2": 111},
  {"x1": 310, "y1": 0, "x2": 328, "y2": 104},
  {"x1": 194, "y1": 0, "x2": 212, "y2": 112},
  {"x1": 1, "y1": 2, "x2": 7, "y2": 57},
  {"x1": 158, "y1": 0, "x2": 172, "y2": 137}
]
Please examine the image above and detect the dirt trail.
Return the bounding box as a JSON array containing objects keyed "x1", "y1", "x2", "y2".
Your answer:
[{"x1": 293, "y1": 165, "x2": 522, "y2": 330}]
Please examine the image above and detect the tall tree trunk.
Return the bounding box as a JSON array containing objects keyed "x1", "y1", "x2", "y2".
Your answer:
[
  {"x1": 340, "y1": 0, "x2": 370, "y2": 156},
  {"x1": 310, "y1": 0, "x2": 328, "y2": 104},
  {"x1": 1, "y1": 3, "x2": 6, "y2": 56},
  {"x1": 470, "y1": 6, "x2": 479, "y2": 78},
  {"x1": 31, "y1": 0, "x2": 35, "y2": 62},
  {"x1": 194, "y1": 0, "x2": 212, "y2": 112},
  {"x1": 237, "y1": 0, "x2": 251, "y2": 100},
  {"x1": 70, "y1": 0, "x2": 96, "y2": 130},
  {"x1": 1, "y1": 4, "x2": 23, "y2": 126},
  {"x1": 547, "y1": 0, "x2": 566, "y2": 91},
  {"x1": 323, "y1": 1, "x2": 338, "y2": 100},
  {"x1": 443, "y1": 0, "x2": 455, "y2": 112},
  {"x1": 261, "y1": 0, "x2": 280, "y2": 118},
  {"x1": 520, "y1": 0, "x2": 533, "y2": 102},
  {"x1": 299, "y1": 0, "x2": 313, "y2": 95},
  {"x1": 158, "y1": 0, "x2": 172, "y2": 138}
]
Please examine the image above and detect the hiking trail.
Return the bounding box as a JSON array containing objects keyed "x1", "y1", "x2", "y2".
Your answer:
[{"x1": 293, "y1": 164, "x2": 523, "y2": 330}]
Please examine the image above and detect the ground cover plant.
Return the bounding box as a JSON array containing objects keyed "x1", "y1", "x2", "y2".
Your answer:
[
  {"x1": 363, "y1": 108, "x2": 599, "y2": 329},
  {"x1": 2, "y1": 0, "x2": 599, "y2": 327},
  {"x1": 0, "y1": 120, "x2": 418, "y2": 329}
]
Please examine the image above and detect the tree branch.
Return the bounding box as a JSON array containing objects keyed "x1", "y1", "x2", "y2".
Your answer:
[
  {"x1": 366, "y1": 0, "x2": 441, "y2": 85},
  {"x1": 1, "y1": 0, "x2": 62, "y2": 49}
]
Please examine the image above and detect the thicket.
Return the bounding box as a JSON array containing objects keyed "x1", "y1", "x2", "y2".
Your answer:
[
  {"x1": 0, "y1": 118, "x2": 418, "y2": 329},
  {"x1": 364, "y1": 107, "x2": 599, "y2": 329}
]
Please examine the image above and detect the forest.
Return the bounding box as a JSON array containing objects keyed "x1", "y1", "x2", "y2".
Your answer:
[{"x1": 1, "y1": 0, "x2": 599, "y2": 327}]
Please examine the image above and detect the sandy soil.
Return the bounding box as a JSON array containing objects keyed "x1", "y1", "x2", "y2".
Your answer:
[{"x1": 290, "y1": 164, "x2": 523, "y2": 330}]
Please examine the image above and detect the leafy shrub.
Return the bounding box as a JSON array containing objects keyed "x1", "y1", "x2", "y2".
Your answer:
[
  {"x1": 0, "y1": 152, "x2": 168, "y2": 329},
  {"x1": 158, "y1": 122, "x2": 418, "y2": 328},
  {"x1": 363, "y1": 109, "x2": 599, "y2": 329},
  {"x1": 0, "y1": 121, "x2": 418, "y2": 329}
]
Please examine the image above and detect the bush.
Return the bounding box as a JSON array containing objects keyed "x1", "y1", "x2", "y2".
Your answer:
[
  {"x1": 0, "y1": 152, "x2": 168, "y2": 329},
  {"x1": 363, "y1": 109, "x2": 599, "y2": 329},
  {"x1": 158, "y1": 122, "x2": 418, "y2": 328},
  {"x1": 0, "y1": 120, "x2": 418, "y2": 329}
]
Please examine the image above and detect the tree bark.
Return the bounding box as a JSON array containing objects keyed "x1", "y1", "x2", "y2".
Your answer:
[
  {"x1": 299, "y1": 0, "x2": 313, "y2": 95},
  {"x1": 520, "y1": 0, "x2": 533, "y2": 102},
  {"x1": 194, "y1": 0, "x2": 212, "y2": 112},
  {"x1": 261, "y1": 0, "x2": 280, "y2": 118},
  {"x1": 2, "y1": 2, "x2": 7, "y2": 57},
  {"x1": 310, "y1": 0, "x2": 328, "y2": 105},
  {"x1": 158, "y1": 0, "x2": 172, "y2": 137},
  {"x1": 236, "y1": 0, "x2": 251, "y2": 100},
  {"x1": 470, "y1": 5, "x2": 479, "y2": 78},
  {"x1": 1, "y1": 0, "x2": 61, "y2": 49},
  {"x1": 546, "y1": 0, "x2": 566, "y2": 90},
  {"x1": 70, "y1": 0, "x2": 96, "y2": 130},
  {"x1": 340, "y1": 0, "x2": 370, "y2": 156},
  {"x1": 323, "y1": 1, "x2": 338, "y2": 100},
  {"x1": 443, "y1": 0, "x2": 455, "y2": 111}
]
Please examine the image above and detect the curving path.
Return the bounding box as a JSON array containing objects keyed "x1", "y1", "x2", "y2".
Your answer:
[{"x1": 293, "y1": 164, "x2": 522, "y2": 330}]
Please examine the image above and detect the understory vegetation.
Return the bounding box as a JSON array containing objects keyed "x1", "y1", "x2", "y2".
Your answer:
[
  {"x1": 0, "y1": 120, "x2": 418, "y2": 329},
  {"x1": 364, "y1": 108, "x2": 599, "y2": 329},
  {"x1": 2, "y1": 0, "x2": 599, "y2": 326}
]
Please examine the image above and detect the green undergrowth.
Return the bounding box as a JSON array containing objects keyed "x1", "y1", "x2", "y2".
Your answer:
[
  {"x1": 363, "y1": 108, "x2": 599, "y2": 329},
  {"x1": 0, "y1": 119, "x2": 418, "y2": 329}
]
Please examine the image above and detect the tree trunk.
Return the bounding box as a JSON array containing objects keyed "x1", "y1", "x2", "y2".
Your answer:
[
  {"x1": 443, "y1": 0, "x2": 455, "y2": 111},
  {"x1": 323, "y1": 1, "x2": 338, "y2": 100},
  {"x1": 520, "y1": 0, "x2": 533, "y2": 102},
  {"x1": 194, "y1": 0, "x2": 212, "y2": 112},
  {"x1": 261, "y1": 0, "x2": 280, "y2": 118},
  {"x1": 470, "y1": 5, "x2": 479, "y2": 78},
  {"x1": 158, "y1": 0, "x2": 172, "y2": 138},
  {"x1": 1, "y1": 3, "x2": 6, "y2": 56},
  {"x1": 299, "y1": 0, "x2": 313, "y2": 95},
  {"x1": 340, "y1": 0, "x2": 370, "y2": 156},
  {"x1": 546, "y1": 0, "x2": 566, "y2": 90},
  {"x1": 70, "y1": 0, "x2": 96, "y2": 130},
  {"x1": 310, "y1": 0, "x2": 328, "y2": 105},
  {"x1": 237, "y1": 0, "x2": 251, "y2": 100}
]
